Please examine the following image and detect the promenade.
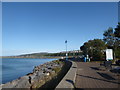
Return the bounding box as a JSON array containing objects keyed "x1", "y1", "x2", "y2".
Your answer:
[{"x1": 75, "y1": 62, "x2": 120, "y2": 89}]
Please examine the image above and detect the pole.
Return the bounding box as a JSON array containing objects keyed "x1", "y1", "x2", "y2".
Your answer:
[{"x1": 65, "y1": 40, "x2": 68, "y2": 60}]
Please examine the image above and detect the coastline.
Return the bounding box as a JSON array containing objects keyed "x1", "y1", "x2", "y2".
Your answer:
[
  {"x1": 1, "y1": 59, "x2": 65, "y2": 88},
  {"x1": 0, "y1": 56, "x2": 63, "y2": 59}
]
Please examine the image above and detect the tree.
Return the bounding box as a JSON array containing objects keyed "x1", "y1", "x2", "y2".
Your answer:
[
  {"x1": 103, "y1": 27, "x2": 115, "y2": 48},
  {"x1": 114, "y1": 22, "x2": 120, "y2": 59},
  {"x1": 80, "y1": 39, "x2": 106, "y2": 61},
  {"x1": 114, "y1": 22, "x2": 120, "y2": 38},
  {"x1": 102, "y1": 23, "x2": 120, "y2": 59}
]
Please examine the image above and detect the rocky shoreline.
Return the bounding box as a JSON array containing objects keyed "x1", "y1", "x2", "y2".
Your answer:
[{"x1": 1, "y1": 59, "x2": 65, "y2": 89}]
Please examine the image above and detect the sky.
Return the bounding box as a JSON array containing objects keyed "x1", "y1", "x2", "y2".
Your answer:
[{"x1": 2, "y1": 2, "x2": 118, "y2": 56}]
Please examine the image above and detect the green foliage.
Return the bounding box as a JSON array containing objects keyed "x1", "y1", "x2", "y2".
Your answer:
[
  {"x1": 114, "y1": 22, "x2": 120, "y2": 38},
  {"x1": 102, "y1": 22, "x2": 120, "y2": 59},
  {"x1": 80, "y1": 39, "x2": 106, "y2": 61},
  {"x1": 115, "y1": 47, "x2": 120, "y2": 59},
  {"x1": 45, "y1": 51, "x2": 82, "y2": 57},
  {"x1": 53, "y1": 67, "x2": 61, "y2": 73},
  {"x1": 103, "y1": 27, "x2": 115, "y2": 47}
]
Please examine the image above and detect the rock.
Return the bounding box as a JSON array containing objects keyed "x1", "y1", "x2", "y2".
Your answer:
[
  {"x1": 36, "y1": 71, "x2": 43, "y2": 76},
  {"x1": 30, "y1": 73, "x2": 36, "y2": 79},
  {"x1": 2, "y1": 60, "x2": 64, "y2": 88},
  {"x1": 2, "y1": 79, "x2": 18, "y2": 88},
  {"x1": 14, "y1": 79, "x2": 30, "y2": 88},
  {"x1": 51, "y1": 70, "x2": 55, "y2": 75},
  {"x1": 45, "y1": 72, "x2": 50, "y2": 76},
  {"x1": 0, "y1": 84, "x2": 4, "y2": 89}
]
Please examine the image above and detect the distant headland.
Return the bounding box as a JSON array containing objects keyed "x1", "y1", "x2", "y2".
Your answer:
[{"x1": 1, "y1": 50, "x2": 82, "y2": 59}]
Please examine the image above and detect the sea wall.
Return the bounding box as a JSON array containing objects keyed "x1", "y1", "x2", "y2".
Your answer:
[
  {"x1": 1, "y1": 59, "x2": 64, "y2": 89},
  {"x1": 56, "y1": 61, "x2": 77, "y2": 88}
]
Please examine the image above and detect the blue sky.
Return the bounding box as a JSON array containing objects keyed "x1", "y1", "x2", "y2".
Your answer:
[{"x1": 2, "y1": 2, "x2": 118, "y2": 56}]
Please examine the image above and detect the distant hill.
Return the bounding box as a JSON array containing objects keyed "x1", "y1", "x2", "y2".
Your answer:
[
  {"x1": 2, "y1": 52, "x2": 50, "y2": 58},
  {"x1": 19, "y1": 52, "x2": 49, "y2": 57},
  {"x1": 2, "y1": 50, "x2": 82, "y2": 58}
]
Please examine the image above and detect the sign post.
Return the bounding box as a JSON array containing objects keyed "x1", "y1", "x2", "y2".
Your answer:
[{"x1": 106, "y1": 49, "x2": 113, "y2": 61}]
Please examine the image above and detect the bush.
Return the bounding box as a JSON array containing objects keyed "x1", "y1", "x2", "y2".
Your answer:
[{"x1": 116, "y1": 60, "x2": 120, "y2": 66}]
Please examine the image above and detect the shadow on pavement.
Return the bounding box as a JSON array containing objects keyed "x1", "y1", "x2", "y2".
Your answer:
[
  {"x1": 97, "y1": 72, "x2": 116, "y2": 80},
  {"x1": 66, "y1": 79, "x2": 76, "y2": 89},
  {"x1": 90, "y1": 67, "x2": 99, "y2": 70},
  {"x1": 72, "y1": 66, "x2": 77, "y2": 68},
  {"x1": 76, "y1": 74, "x2": 120, "y2": 85}
]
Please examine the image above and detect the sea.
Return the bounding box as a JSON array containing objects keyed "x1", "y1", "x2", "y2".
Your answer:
[{"x1": 1, "y1": 58, "x2": 57, "y2": 84}]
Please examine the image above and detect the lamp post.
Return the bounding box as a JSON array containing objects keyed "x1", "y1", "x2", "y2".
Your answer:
[{"x1": 65, "y1": 40, "x2": 68, "y2": 60}]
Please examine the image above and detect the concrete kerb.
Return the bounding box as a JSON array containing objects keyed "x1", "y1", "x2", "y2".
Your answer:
[{"x1": 56, "y1": 60, "x2": 77, "y2": 88}]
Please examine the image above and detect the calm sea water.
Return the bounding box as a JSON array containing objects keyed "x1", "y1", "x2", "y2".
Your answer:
[{"x1": 2, "y1": 58, "x2": 56, "y2": 84}]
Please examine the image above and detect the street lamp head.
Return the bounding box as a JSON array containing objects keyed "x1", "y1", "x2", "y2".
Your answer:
[{"x1": 65, "y1": 40, "x2": 67, "y2": 43}]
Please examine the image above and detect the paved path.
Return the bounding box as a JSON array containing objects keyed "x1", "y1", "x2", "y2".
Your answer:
[{"x1": 75, "y1": 62, "x2": 120, "y2": 89}]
